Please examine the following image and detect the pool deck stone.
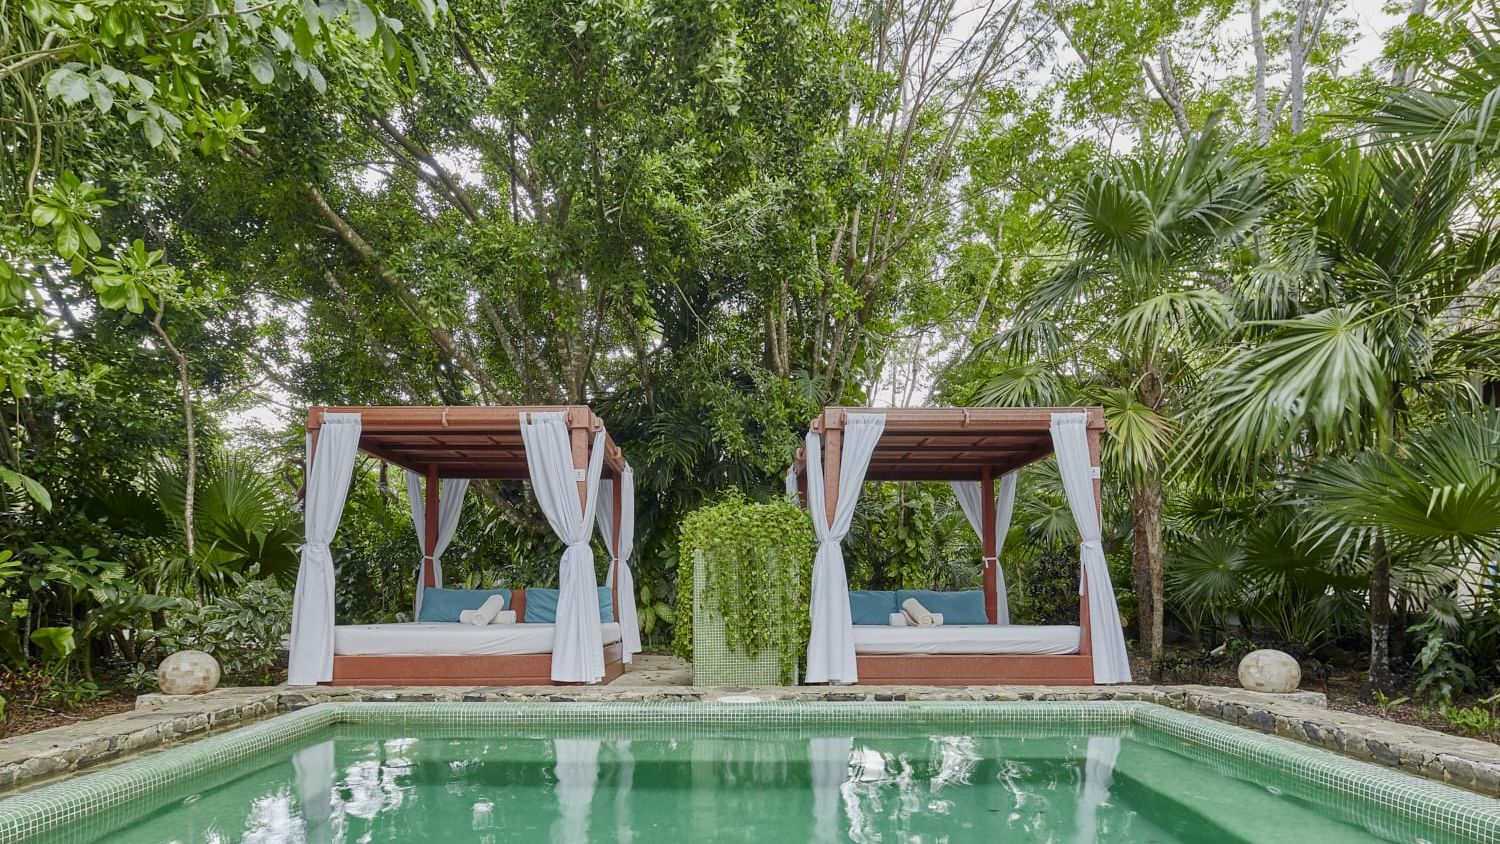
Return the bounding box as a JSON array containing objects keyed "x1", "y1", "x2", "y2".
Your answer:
[{"x1": 1, "y1": 656, "x2": 1496, "y2": 797}]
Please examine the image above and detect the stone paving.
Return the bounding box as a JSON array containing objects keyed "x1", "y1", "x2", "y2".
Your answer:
[{"x1": 1, "y1": 654, "x2": 1497, "y2": 799}]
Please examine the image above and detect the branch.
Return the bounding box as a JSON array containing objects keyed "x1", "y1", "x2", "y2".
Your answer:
[
  {"x1": 302, "y1": 183, "x2": 509, "y2": 401},
  {"x1": 1143, "y1": 51, "x2": 1191, "y2": 140},
  {"x1": 369, "y1": 114, "x2": 483, "y2": 221}
]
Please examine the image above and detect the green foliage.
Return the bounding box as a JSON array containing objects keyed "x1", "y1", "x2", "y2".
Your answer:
[
  {"x1": 157, "y1": 575, "x2": 292, "y2": 684},
  {"x1": 28, "y1": 627, "x2": 76, "y2": 670},
  {"x1": 1439, "y1": 694, "x2": 1500, "y2": 740},
  {"x1": 675, "y1": 493, "x2": 815, "y2": 682}
]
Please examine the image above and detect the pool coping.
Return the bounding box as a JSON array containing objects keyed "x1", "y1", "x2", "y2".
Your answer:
[
  {"x1": 0, "y1": 700, "x2": 1496, "y2": 843},
  {"x1": 0, "y1": 683, "x2": 1496, "y2": 800}
]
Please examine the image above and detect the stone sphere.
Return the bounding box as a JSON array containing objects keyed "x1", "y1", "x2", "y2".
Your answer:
[
  {"x1": 157, "y1": 649, "x2": 221, "y2": 695},
  {"x1": 1237, "y1": 649, "x2": 1301, "y2": 693}
]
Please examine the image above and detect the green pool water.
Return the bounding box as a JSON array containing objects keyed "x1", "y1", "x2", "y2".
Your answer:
[{"x1": 17, "y1": 705, "x2": 1489, "y2": 844}]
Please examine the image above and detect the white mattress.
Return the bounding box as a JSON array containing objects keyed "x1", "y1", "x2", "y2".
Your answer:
[
  {"x1": 852, "y1": 624, "x2": 1080, "y2": 655},
  {"x1": 334, "y1": 622, "x2": 623, "y2": 656}
]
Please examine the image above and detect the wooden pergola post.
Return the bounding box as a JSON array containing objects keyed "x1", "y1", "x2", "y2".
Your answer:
[
  {"x1": 980, "y1": 466, "x2": 998, "y2": 624},
  {"x1": 610, "y1": 461, "x2": 622, "y2": 616},
  {"x1": 821, "y1": 410, "x2": 843, "y2": 527},
  {"x1": 1078, "y1": 420, "x2": 1102, "y2": 661},
  {"x1": 422, "y1": 465, "x2": 439, "y2": 588}
]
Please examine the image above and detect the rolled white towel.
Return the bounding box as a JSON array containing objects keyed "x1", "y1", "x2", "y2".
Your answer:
[
  {"x1": 490, "y1": 610, "x2": 517, "y2": 625},
  {"x1": 888, "y1": 612, "x2": 909, "y2": 627},
  {"x1": 462, "y1": 594, "x2": 507, "y2": 626},
  {"x1": 930, "y1": 613, "x2": 944, "y2": 626},
  {"x1": 902, "y1": 598, "x2": 937, "y2": 627}
]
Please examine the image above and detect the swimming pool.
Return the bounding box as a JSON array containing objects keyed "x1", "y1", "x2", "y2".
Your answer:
[{"x1": 1, "y1": 701, "x2": 1495, "y2": 842}]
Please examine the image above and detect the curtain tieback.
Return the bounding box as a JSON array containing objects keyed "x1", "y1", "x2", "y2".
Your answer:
[
  {"x1": 1079, "y1": 539, "x2": 1104, "y2": 552},
  {"x1": 981, "y1": 556, "x2": 999, "y2": 564}
]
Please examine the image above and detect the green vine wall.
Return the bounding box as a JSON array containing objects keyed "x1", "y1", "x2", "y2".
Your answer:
[{"x1": 673, "y1": 493, "x2": 816, "y2": 682}]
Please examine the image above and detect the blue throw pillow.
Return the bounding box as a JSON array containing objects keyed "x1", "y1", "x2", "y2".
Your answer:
[
  {"x1": 598, "y1": 586, "x2": 615, "y2": 624},
  {"x1": 418, "y1": 588, "x2": 510, "y2": 623},
  {"x1": 849, "y1": 590, "x2": 899, "y2": 625},
  {"x1": 524, "y1": 588, "x2": 558, "y2": 623},
  {"x1": 524, "y1": 587, "x2": 614, "y2": 623},
  {"x1": 896, "y1": 590, "x2": 988, "y2": 625}
]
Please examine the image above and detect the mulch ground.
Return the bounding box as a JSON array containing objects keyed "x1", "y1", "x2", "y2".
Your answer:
[{"x1": 0, "y1": 693, "x2": 138, "y2": 740}]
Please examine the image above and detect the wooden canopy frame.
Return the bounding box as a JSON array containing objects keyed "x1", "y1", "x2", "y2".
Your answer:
[
  {"x1": 789, "y1": 407, "x2": 1108, "y2": 685},
  {"x1": 305, "y1": 405, "x2": 628, "y2": 686}
]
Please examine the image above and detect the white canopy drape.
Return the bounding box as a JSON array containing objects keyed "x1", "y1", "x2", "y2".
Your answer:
[
  {"x1": 950, "y1": 473, "x2": 1017, "y2": 624},
  {"x1": 522, "y1": 412, "x2": 608, "y2": 683},
  {"x1": 405, "y1": 471, "x2": 469, "y2": 618},
  {"x1": 595, "y1": 468, "x2": 641, "y2": 661},
  {"x1": 288, "y1": 412, "x2": 362, "y2": 685},
  {"x1": 1050, "y1": 412, "x2": 1132, "y2": 683},
  {"x1": 804, "y1": 413, "x2": 886, "y2": 684}
]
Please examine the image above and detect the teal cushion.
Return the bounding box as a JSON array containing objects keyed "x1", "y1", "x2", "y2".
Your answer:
[
  {"x1": 417, "y1": 588, "x2": 509, "y2": 623},
  {"x1": 896, "y1": 590, "x2": 988, "y2": 625},
  {"x1": 598, "y1": 586, "x2": 615, "y2": 624},
  {"x1": 523, "y1": 587, "x2": 615, "y2": 623},
  {"x1": 849, "y1": 590, "x2": 899, "y2": 625},
  {"x1": 524, "y1": 588, "x2": 558, "y2": 623}
]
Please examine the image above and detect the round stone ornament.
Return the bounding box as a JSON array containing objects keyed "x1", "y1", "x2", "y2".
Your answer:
[
  {"x1": 1237, "y1": 648, "x2": 1300, "y2": 693},
  {"x1": 157, "y1": 649, "x2": 221, "y2": 695}
]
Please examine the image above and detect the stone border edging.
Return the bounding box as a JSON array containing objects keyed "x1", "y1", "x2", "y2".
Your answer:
[{"x1": 0, "y1": 683, "x2": 1493, "y2": 797}]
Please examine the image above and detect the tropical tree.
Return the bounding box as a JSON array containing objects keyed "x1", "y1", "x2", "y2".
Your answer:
[
  {"x1": 977, "y1": 116, "x2": 1269, "y2": 669},
  {"x1": 1201, "y1": 142, "x2": 1500, "y2": 693}
]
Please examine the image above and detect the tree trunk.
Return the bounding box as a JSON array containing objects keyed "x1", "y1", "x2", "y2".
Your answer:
[
  {"x1": 1250, "y1": 0, "x2": 1269, "y2": 142},
  {"x1": 1363, "y1": 536, "x2": 1395, "y2": 701},
  {"x1": 149, "y1": 308, "x2": 195, "y2": 561},
  {"x1": 1130, "y1": 477, "x2": 1165, "y2": 674},
  {"x1": 1288, "y1": 0, "x2": 1309, "y2": 134}
]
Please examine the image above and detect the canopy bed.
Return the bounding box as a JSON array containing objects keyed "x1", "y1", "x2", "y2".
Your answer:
[
  {"x1": 287, "y1": 405, "x2": 642, "y2": 687},
  {"x1": 786, "y1": 407, "x2": 1131, "y2": 686}
]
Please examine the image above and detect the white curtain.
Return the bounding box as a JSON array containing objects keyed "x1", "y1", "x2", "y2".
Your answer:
[
  {"x1": 785, "y1": 465, "x2": 799, "y2": 498},
  {"x1": 804, "y1": 413, "x2": 886, "y2": 684},
  {"x1": 595, "y1": 468, "x2": 641, "y2": 661},
  {"x1": 950, "y1": 473, "x2": 1017, "y2": 624},
  {"x1": 522, "y1": 412, "x2": 608, "y2": 683},
  {"x1": 288, "y1": 413, "x2": 361, "y2": 686},
  {"x1": 1050, "y1": 413, "x2": 1132, "y2": 684},
  {"x1": 405, "y1": 471, "x2": 470, "y2": 618}
]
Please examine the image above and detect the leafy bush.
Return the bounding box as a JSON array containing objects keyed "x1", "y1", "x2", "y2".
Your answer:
[
  {"x1": 158, "y1": 575, "x2": 291, "y2": 684},
  {"x1": 1014, "y1": 546, "x2": 1081, "y2": 625},
  {"x1": 674, "y1": 493, "x2": 815, "y2": 682}
]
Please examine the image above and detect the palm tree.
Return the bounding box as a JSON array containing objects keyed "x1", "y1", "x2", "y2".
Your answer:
[
  {"x1": 977, "y1": 116, "x2": 1269, "y2": 670},
  {"x1": 1200, "y1": 142, "x2": 1500, "y2": 694},
  {"x1": 1365, "y1": 9, "x2": 1500, "y2": 172}
]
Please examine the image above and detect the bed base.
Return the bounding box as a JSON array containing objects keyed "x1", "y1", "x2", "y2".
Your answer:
[
  {"x1": 327, "y1": 642, "x2": 625, "y2": 686},
  {"x1": 854, "y1": 653, "x2": 1094, "y2": 686}
]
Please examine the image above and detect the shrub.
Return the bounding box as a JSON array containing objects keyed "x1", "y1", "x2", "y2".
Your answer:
[
  {"x1": 158, "y1": 575, "x2": 292, "y2": 685},
  {"x1": 674, "y1": 493, "x2": 816, "y2": 682},
  {"x1": 1015, "y1": 545, "x2": 1081, "y2": 625}
]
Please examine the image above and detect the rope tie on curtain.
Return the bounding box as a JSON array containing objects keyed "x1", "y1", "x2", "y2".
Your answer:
[{"x1": 1080, "y1": 539, "x2": 1103, "y2": 551}]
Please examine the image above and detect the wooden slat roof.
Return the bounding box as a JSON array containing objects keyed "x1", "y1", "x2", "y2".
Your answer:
[
  {"x1": 793, "y1": 406, "x2": 1106, "y2": 481},
  {"x1": 306, "y1": 405, "x2": 628, "y2": 480}
]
